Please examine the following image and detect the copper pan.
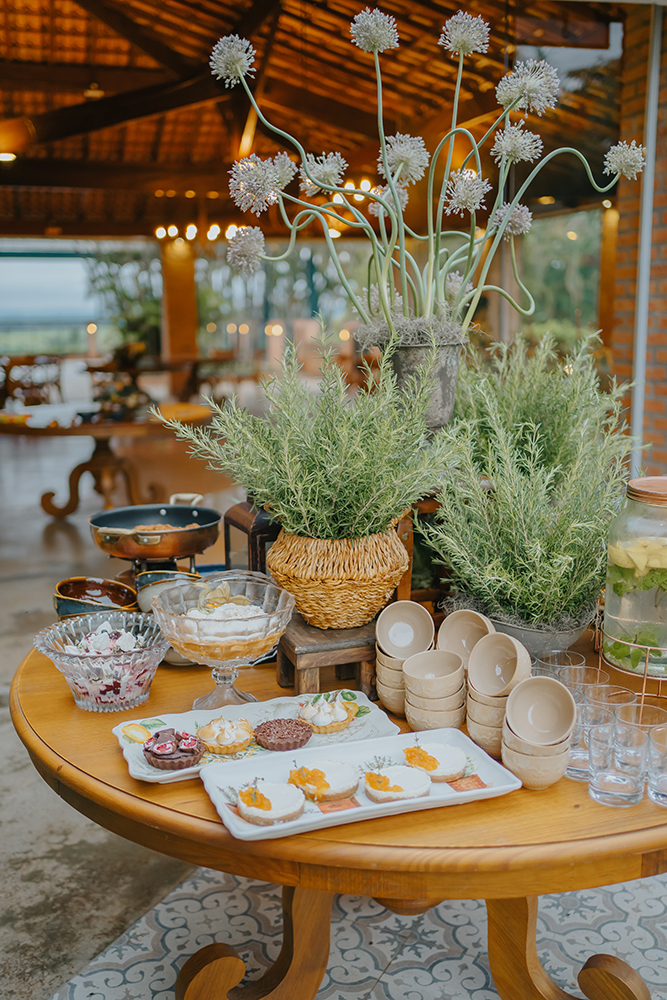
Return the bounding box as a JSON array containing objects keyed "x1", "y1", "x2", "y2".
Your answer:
[{"x1": 89, "y1": 493, "x2": 221, "y2": 561}]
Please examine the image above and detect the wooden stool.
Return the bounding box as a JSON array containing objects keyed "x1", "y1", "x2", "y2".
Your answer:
[
  {"x1": 223, "y1": 500, "x2": 281, "y2": 573},
  {"x1": 277, "y1": 612, "x2": 377, "y2": 697}
]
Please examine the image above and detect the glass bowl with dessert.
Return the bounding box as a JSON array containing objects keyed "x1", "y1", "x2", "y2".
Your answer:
[
  {"x1": 151, "y1": 571, "x2": 295, "y2": 708},
  {"x1": 34, "y1": 612, "x2": 170, "y2": 712}
]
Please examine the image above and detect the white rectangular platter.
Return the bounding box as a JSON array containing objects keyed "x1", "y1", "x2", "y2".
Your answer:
[
  {"x1": 112, "y1": 689, "x2": 399, "y2": 783},
  {"x1": 199, "y1": 728, "x2": 523, "y2": 841}
]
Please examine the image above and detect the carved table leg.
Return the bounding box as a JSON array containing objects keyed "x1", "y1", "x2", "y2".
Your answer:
[
  {"x1": 175, "y1": 885, "x2": 334, "y2": 1000},
  {"x1": 41, "y1": 438, "x2": 147, "y2": 516},
  {"x1": 486, "y1": 897, "x2": 651, "y2": 1000}
]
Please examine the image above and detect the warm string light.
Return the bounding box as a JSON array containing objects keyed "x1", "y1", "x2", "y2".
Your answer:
[
  {"x1": 602, "y1": 199, "x2": 612, "y2": 209},
  {"x1": 185, "y1": 223, "x2": 197, "y2": 240},
  {"x1": 86, "y1": 323, "x2": 97, "y2": 334},
  {"x1": 167, "y1": 224, "x2": 178, "y2": 237},
  {"x1": 567, "y1": 231, "x2": 578, "y2": 241},
  {"x1": 0, "y1": 152, "x2": 17, "y2": 162}
]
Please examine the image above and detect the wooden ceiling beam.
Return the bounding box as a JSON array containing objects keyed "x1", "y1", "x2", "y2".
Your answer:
[
  {"x1": 0, "y1": 157, "x2": 228, "y2": 192},
  {"x1": 0, "y1": 60, "x2": 171, "y2": 94},
  {"x1": 72, "y1": 0, "x2": 197, "y2": 77}
]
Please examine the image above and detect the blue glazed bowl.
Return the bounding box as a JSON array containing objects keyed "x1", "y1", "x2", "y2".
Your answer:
[{"x1": 55, "y1": 577, "x2": 138, "y2": 619}]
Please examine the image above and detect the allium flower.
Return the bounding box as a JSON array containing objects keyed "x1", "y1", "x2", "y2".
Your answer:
[
  {"x1": 300, "y1": 152, "x2": 348, "y2": 196},
  {"x1": 378, "y1": 133, "x2": 429, "y2": 186},
  {"x1": 226, "y1": 226, "x2": 265, "y2": 274},
  {"x1": 210, "y1": 35, "x2": 256, "y2": 87},
  {"x1": 368, "y1": 184, "x2": 408, "y2": 217},
  {"x1": 368, "y1": 284, "x2": 403, "y2": 313},
  {"x1": 444, "y1": 169, "x2": 491, "y2": 217},
  {"x1": 439, "y1": 11, "x2": 489, "y2": 56},
  {"x1": 496, "y1": 59, "x2": 559, "y2": 116},
  {"x1": 492, "y1": 202, "x2": 533, "y2": 239},
  {"x1": 491, "y1": 122, "x2": 543, "y2": 164},
  {"x1": 445, "y1": 270, "x2": 473, "y2": 300},
  {"x1": 604, "y1": 140, "x2": 646, "y2": 180},
  {"x1": 229, "y1": 155, "x2": 281, "y2": 215},
  {"x1": 273, "y1": 151, "x2": 297, "y2": 189},
  {"x1": 350, "y1": 7, "x2": 399, "y2": 53}
]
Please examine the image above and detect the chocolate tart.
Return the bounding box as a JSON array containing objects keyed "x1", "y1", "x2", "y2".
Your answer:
[
  {"x1": 254, "y1": 718, "x2": 312, "y2": 752},
  {"x1": 143, "y1": 728, "x2": 205, "y2": 770}
]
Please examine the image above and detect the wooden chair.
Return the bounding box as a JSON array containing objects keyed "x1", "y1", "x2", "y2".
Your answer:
[{"x1": 0, "y1": 354, "x2": 63, "y2": 408}]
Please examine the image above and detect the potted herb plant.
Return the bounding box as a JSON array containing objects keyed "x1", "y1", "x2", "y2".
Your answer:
[
  {"x1": 159, "y1": 340, "x2": 451, "y2": 628},
  {"x1": 417, "y1": 334, "x2": 633, "y2": 654}
]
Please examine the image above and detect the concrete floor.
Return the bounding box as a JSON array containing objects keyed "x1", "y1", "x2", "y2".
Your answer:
[{"x1": 0, "y1": 388, "x2": 249, "y2": 1000}]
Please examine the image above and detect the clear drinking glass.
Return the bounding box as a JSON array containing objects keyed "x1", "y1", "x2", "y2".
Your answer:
[
  {"x1": 534, "y1": 650, "x2": 586, "y2": 678},
  {"x1": 648, "y1": 726, "x2": 667, "y2": 806},
  {"x1": 557, "y1": 665, "x2": 610, "y2": 697},
  {"x1": 566, "y1": 704, "x2": 613, "y2": 781},
  {"x1": 588, "y1": 721, "x2": 648, "y2": 807},
  {"x1": 584, "y1": 684, "x2": 637, "y2": 711},
  {"x1": 614, "y1": 701, "x2": 667, "y2": 734}
]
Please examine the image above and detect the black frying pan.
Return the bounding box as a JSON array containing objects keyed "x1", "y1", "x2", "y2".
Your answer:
[{"x1": 89, "y1": 493, "x2": 221, "y2": 561}]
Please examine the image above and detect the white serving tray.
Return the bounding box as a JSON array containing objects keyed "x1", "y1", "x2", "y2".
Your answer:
[
  {"x1": 112, "y1": 689, "x2": 398, "y2": 783},
  {"x1": 199, "y1": 728, "x2": 523, "y2": 841}
]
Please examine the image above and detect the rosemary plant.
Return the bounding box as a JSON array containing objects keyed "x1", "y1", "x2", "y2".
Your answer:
[
  {"x1": 210, "y1": 10, "x2": 644, "y2": 345},
  {"x1": 158, "y1": 341, "x2": 452, "y2": 541},
  {"x1": 418, "y1": 335, "x2": 632, "y2": 628}
]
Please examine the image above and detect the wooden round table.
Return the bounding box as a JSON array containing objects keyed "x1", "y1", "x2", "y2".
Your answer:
[{"x1": 11, "y1": 649, "x2": 662, "y2": 1000}]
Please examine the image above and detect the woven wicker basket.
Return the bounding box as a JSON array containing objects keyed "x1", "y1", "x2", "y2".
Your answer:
[{"x1": 266, "y1": 528, "x2": 409, "y2": 630}]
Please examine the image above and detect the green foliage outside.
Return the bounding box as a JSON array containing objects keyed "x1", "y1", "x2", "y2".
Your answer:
[
  {"x1": 85, "y1": 251, "x2": 162, "y2": 356},
  {"x1": 157, "y1": 338, "x2": 452, "y2": 541},
  {"x1": 418, "y1": 334, "x2": 632, "y2": 628}
]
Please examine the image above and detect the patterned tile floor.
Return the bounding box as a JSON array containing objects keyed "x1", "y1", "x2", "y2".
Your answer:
[{"x1": 50, "y1": 868, "x2": 667, "y2": 1000}]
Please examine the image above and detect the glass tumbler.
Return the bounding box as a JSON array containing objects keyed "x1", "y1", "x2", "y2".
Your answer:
[
  {"x1": 614, "y1": 701, "x2": 667, "y2": 734},
  {"x1": 588, "y1": 722, "x2": 648, "y2": 807},
  {"x1": 648, "y1": 726, "x2": 667, "y2": 807},
  {"x1": 584, "y1": 684, "x2": 637, "y2": 711},
  {"x1": 566, "y1": 704, "x2": 614, "y2": 782},
  {"x1": 534, "y1": 650, "x2": 586, "y2": 678},
  {"x1": 557, "y1": 665, "x2": 610, "y2": 697}
]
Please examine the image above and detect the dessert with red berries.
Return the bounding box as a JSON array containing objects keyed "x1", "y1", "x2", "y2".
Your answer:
[{"x1": 142, "y1": 727, "x2": 205, "y2": 770}]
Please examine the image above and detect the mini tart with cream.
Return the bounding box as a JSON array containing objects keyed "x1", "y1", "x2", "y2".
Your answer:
[
  {"x1": 298, "y1": 693, "x2": 358, "y2": 734},
  {"x1": 288, "y1": 760, "x2": 359, "y2": 802},
  {"x1": 236, "y1": 781, "x2": 305, "y2": 826},
  {"x1": 403, "y1": 743, "x2": 467, "y2": 783},
  {"x1": 364, "y1": 764, "x2": 431, "y2": 803},
  {"x1": 197, "y1": 716, "x2": 254, "y2": 754}
]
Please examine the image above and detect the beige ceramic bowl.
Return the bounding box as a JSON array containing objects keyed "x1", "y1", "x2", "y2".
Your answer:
[
  {"x1": 376, "y1": 679, "x2": 405, "y2": 716},
  {"x1": 405, "y1": 685, "x2": 465, "y2": 712},
  {"x1": 467, "y1": 684, "x2": 510, "y2": 709},
  {"x1": 437, "y1": 609, "x2": 496, "y2": 667},
  {"x1": 466, "y1": 695, "x2": 506, "y2": 729},
  {"x1": 375, "y1": 644, "x2": 405, "y2": 670},
  {"x1": 402, "y1": 649, "x2": 464, "y2": 699},
  {"x1": 501, "y1": 741, "x2": 569, "y2": 789},
  {"x1": 376, "y1": 662, "x2": 405, "y2": 690},
  {"x1": 376, "y1": 601, "x2": 435, "y2": 660},
  {"x1": 466, "y1": 717, "x2": 503, "y2": 757},
  {"x1": 505, "y1": 677, "x2": 577, "y2": 747},
  {"x1": 467, "y1": 633, "x2": 532, "y2": 697},
  {"x1": 405, "y1": 701, "x2": 465, "y2": 732},
  {"x1": 502, "y1": 718, "x2": 571, "y2": 757}
]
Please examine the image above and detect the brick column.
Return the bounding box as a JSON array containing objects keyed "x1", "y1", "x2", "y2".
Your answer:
[{"x1": 612, "y1": 8, "x2": 667, "y2": 474}]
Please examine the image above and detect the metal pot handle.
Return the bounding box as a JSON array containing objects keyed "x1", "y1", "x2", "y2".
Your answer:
[
  {"x1": 169, "y1": 493, "x2": 204, "y2": 506},
  {"x1": 98, "y1": 528, "x2": 162, "y2": 544}
]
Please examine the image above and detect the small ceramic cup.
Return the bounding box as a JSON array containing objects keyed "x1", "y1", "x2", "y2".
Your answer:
[
  {"x1": 376, "y1": 601, "x2": 434, "y2": 659},
  {"x1": 405, "y1": 701, "x2": 466, "y2": 732},
  {"x1": 501, "y1": 742, "x2": 569, "y2": 789},
  {"x1": 467, "y1": 717, "x2": 503, "y2": 757},
  {"x1": 505, "y1": 677, "x2": 577, "y2": 748},
  {"x1": 376, "y1": 662, "x2": 405, "y2": 690},
  {"x1": 405, "y1": 686, "x2": 465, "y2": 712},
  {"x1": 436, "y1": 609, "x2": 496, "y2": 667},
  {"x1": 466, "y1": 695, "x2": 506, "y2": 729},
  {"x1": 467, "y1": 633, "x2": 532, "y2": 697},
  {"x1": 376, "y1": 680, "x2": 405, "y2": 717},
  {"x1": 402, "y1": 649, "x2": 464, "y2": 699},
  {"x1": 502, "y1": 717, "x2": 571, "y2": 757}
]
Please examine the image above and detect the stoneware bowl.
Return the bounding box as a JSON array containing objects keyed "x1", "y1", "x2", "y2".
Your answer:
[
  {"x1": 505, "y1": 676, "x2": 577, "y2": 747},
  {"x1": 135, "y1": 570, "x2": 201, "y2": 613},
  {"x1": 54, "y1": 577, "x2": 138, "y2": 619},
  {"x1": 467, "y1": 633, "x2": 532, "y2": 698},
  {"x1": 376, "y1": 601, "x2": 434, "y2": 660},
  {"x1": 376, "y1": 679, "x2": 405, "y2": 717},
  {"x1": 437, "y1": 609, "x2": 496, "y2": 667},
  {"x1": 376, "y1": 662, "x2": 405, "y2": 690},
  {"x1": 466, "y1": 694, "x2": 506, "y2": 729},
  {"x1": 405, "y1": 701, "x2": 466, "y2": 732},
  {"x1": 502, "y1": 717, "x2": 571, "y2": 757},
  {"x1": 501, "y1": 742, "x2": 569, "y2": 789},
  {"x1": 402, "y1": 649, "x2": 464, "y2": 699},
  {"x1": 375, "y1": 644, "x2": 405, "y2": 670},
  {"x1": 467, "y1": 685, "x2": 510, "y2": 709},
  {"x1": 466, "y1": 717, "x2": 503, "y2": 757},
  {"x1": 405, "y1": 685, "x2": 465, "y2": 712}
]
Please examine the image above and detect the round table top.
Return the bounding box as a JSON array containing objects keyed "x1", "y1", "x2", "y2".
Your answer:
[
  {"x1": 11, "y1": 649, "x2": 667, "y2": 902},
  {"x1": 0, "y1": 403, "x2": 210, "y2": 438}
]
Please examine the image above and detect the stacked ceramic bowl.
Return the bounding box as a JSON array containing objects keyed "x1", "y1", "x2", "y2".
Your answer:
[
  {"x1": 436, "y1": 609, "x2": 496, "y2": 670},
  {"x1": 501, "y1": 677, "x2": 578, "y2": 789},
  {"x1": 402, "y1": 649, "x2": 465, "y2": 731},
  {"x1": 375, "y1": 601, "x2": 435, "y2": 716},
  {"x1": 466, "y1": 633, "x2": 532, "y2": 757}
]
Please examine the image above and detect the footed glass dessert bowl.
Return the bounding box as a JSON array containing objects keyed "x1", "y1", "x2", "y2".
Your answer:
[
  {"x1": 34, "y1": 611, "x2": 169, "y2": 712},
  {"x1": 152, "y1": 571, "x2": 295, "y2": 708}
]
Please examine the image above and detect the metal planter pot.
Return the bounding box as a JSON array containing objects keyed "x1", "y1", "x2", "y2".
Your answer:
[{"x1": 390, "y1": 343, "x2": 463, "y2": 432}]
